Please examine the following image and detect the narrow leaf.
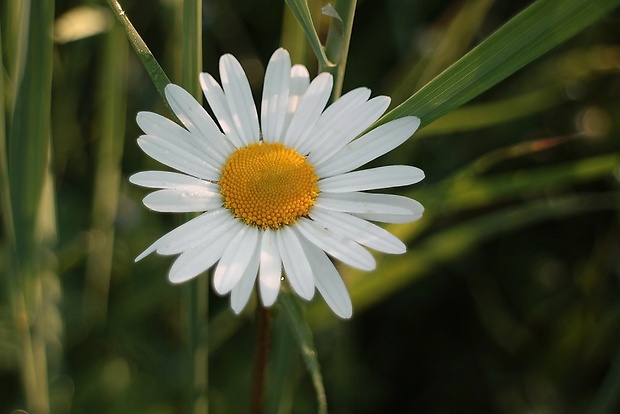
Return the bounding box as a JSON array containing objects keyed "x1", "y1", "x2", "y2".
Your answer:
[
  {"x1": 279, "y1": 291, "x2": 328, "y2": 414},
  {"x1": 285, "y1": 0, "x2": 335, "y2": 70},
  {"x1": 106, "y1": 0, "x2": 171, "y2": 102},
  {"x1": 380, "y1": 0, "x2": 620, "y2": 127}
]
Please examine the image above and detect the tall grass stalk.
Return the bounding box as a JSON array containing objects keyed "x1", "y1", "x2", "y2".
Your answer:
[
  {"x1": 83, "y1": 22, "x2": 128, "y2": 325},
  {"x1": 4, "y1": 0, "x2": 56, "y2": 412},
  {"x1": 178, "y1": 0, "x2": 208, "y2": 412}
]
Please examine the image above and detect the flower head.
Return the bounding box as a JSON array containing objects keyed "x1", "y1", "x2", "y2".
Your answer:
[{"x1": 130, "y1": 48, "x2": 424, "y2": 318}]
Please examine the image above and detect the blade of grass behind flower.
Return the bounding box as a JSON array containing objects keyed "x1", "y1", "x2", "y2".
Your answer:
[
  {"x1": 279, "y1": 291, "x2": 328, "y2": 414},
  {"x1": 105, "y1": 0, "x2": 171, "y2": 104},
  {"x1": 285, "y1": 0, "x2": 335, "y2": 71},
  {"x1": 379, "y1": 0, "x2": 620, "y2": 128}
]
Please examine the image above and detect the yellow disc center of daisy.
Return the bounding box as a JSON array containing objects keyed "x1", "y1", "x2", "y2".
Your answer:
[{"x1": 219, "y1": 142, "x2": 319, "y2": 229}]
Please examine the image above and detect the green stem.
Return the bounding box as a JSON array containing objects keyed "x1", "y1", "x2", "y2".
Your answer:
[
  {"x1": 323, "y1": 0, "x2": 357, "y2": 100},
  {"x1": 179, "y1": 1, "x2": 208, "y2": 413},
  {"x1": 251, "y1": 305, "x2": 272, "y2": 414},
  {"x1": 105, "y1": 0, "x2": 171, "y2": 102}
]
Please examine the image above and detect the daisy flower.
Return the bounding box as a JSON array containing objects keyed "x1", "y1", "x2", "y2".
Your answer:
[{"x1": 130, "y1": 48, "x2": 424, "y2": 318}]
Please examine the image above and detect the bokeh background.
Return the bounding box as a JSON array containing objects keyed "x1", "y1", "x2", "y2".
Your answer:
[{"x1": 2, "y1": 0, "x2": 620, "y2": 413}]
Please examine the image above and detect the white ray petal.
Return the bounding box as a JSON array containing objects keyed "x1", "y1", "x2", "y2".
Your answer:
[
  {"x1": 276, "y1": 226, "x2": 315, "y2": 300},
  {"x1": 310, "y1": 208, "x2": 405, "y2": 254},
  {"x1": 296, "y1": 87, "x2": 370, "y2": 155},
  {"x1": 220, "y1": 54, "x2": 260, "y2": 145},
  {"x1": 230, "y1": 238, "x2": 261, "y2": 314},
  {"x1": 296, "y1": 218, "x2": 375, "y2": 271},
  {"x1": 259, "y1": 228, "x2": 281, "y2": 307},
  {"x1": 157, "y1": 208, "x2": 237, "y2": 255},
  {"x1": 315, "y1": 191, "x2": 420, "y2": 216},
  {"x1": 213, "y1": 225, "x2": 260, "y2": 295},
  {"x1": 164, "y1": 84, "x2": 233, "y2": 162},
  {"x1": 353, "y1": 199, "x2": 424, "y2": 223},
  {"x1": 307, "y1": 95, "x2": 390, "y2": 165},
  {"x1": 199, "y1": 72, "x2": 244, "y2": 148},
  {"x1": 142, "y1": 188, "x2": 222, "y2": 212},
  {"x1": 168, "y1": 221, "x2": 241, "y2": 283},
  {"x1": 282, "y1": 64, "x2": 310, "y2": 135},
  {"x1": 134, "y1": 210, "x2": 230, "y2": 261},
  {"x1": 299, "y1": 237, "x2": 352, "y2": 319},
  {"x1": 261, "y1": 48, "x2": 291, "y2": 143},
  {"x1": 318, "y1": 166, "x2": 425, "y2": 193},
  {"x1": 283, "y1": 72, "x2": 333, "y2": 148},
  {"x1": 315, "y1": 116, "x2": 420, "y2": 177},
  {"x1": 137, "y1": 135, "x2": 221, "y2": 181},
  {"x1": 130, "y1": 171, "x2": 215, "y2": 189}
]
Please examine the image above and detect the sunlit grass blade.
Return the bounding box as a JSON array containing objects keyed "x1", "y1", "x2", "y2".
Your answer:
[
  {"x1": 279, "y1": 291, "x2": 328, "y2": 414},
  {"x1": 379, "y1": 0, "x2": 620, "y2": 128},
  {"x1": 285, "y1": 0, "x2": 335, "y2": 71},
  {"x1": 5, "y1": 0, "x2": 56, "y2": 412},
  {"x1": 105, "y1": 0, "x2": 171, "y2": 103}
]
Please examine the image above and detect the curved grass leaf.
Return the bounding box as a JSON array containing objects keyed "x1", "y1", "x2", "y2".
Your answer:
[
  {"x1": 380, "y1": 0, "x2": 620, "y2": 128},
  {"x1": 279, "y1": 291, "x2": 328, "y2": 414},
  {"x1": 285, "y1": 0, "x2": 335, "y2": 70}
]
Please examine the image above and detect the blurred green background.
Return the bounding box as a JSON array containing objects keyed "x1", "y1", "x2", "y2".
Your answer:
[{"x1": 2, "y1": 0, "x2": 620, "y2": 413}]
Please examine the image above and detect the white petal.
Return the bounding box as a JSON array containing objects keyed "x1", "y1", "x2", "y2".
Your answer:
[
  {"x1": 353, "y1": 198, "x2": 424, "y2": 223},
  {"x1": 310, "y1": 208, "x2": 405, "y2": 254},
  {"x1": 199, "y1": 72, "x2": 244, "y2": 148},
  {"x1": 315, "y1": 116, "x2": 420, "y2": 177},
  {"x1": 220, "y1": 54, "x2": 260, "y2": 145},
  {"x1": 299, "y1": 237, "x2": 352, "y2": 319},
  {"x1": 296, "y1": 218, "x2": 375, "y2": 271},
  {"x1": 259, "y1": 228, "x2": 281, "y2": 307},
  {"x1": 307, "y1": 95, "x2": 390, "y2": 165},
  {"x1": 230, "y1": 238, "x2": 261, "y2": 314},
  {"x1": 283, "y1": 72, "x2": 333, "y2": 148},
  {"x1": 157, "y1": 208, "x2": 237, "y2": 255},
  {"x1": 276, "y1": 225, "x2": 315, "y2": 300},
  {"x1": 261, "y1": 48, "x2": 291, "y2": 143},
  {"x1": 296, "y1": 87, "x2": 370, "y2": 155},
  {"x1": 318, "y1": 165, "x2": 425, "y2": 193},
  {"x1": 130, "y1": 171, "x2": 214, "y2": 189},
  {"x1": 315, "y1": 191, "x2": 419, "y2": 216},
  {"x1": 137, "y1": 134, "x2": 221, "y2": 181},
  {"x1": 164, "y1": 84, "x2": 233, "y2": 163},
  {"x1": 136, "y1": 112, "x2": 227, "y2": 169},
  {"x1": 282, "y1": 64, "x2": 310, "y2": 135},
  {"x1": 168, "y1": 220, "x2": 242, "y2": 283},
  {"x1": 142, "y1": 188, "x2": 222, "y2": 212},
  {"x1": 213, "y1": 225, "x2": 260, "y2": 295}
]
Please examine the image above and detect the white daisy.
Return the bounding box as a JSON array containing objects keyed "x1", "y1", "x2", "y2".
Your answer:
[{"x1": 130, "y1": 48, "x2": 424, "y2": 318}]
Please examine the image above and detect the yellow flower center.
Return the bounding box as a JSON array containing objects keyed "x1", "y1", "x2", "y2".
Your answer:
[{"x1": 219, "y1": 142, "x2": 319, "y2": 229}]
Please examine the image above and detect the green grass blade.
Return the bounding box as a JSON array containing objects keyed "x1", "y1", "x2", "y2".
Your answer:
[
  {"x1": 279, "y1": 292, "x2": 328, "y2": 414},
  {"x1": 8, "y1": 0, "x2": 54, "y2": 263},
  {"x1": 285, "y1": 0, "x2": 335, "y2": 70},
  {"x1": 379, "y1": 0, "x2": 620, "y2": 128},
  {"x1": 106, "y1": 0, "x2": 171, "y2": 102}
]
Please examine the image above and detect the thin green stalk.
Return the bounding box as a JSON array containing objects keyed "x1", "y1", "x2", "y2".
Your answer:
[
  {"x1": 106, "y1": 0, "x2": 171, "y2": 103},
  {"x1": 179, "y1": 0, "x2": 208, "y2": 413},
  {"x1": 5, "y1": 0, "x2": 55, "y2": 412},
  {"x1": 250, "y1": 306, "x2": 271, "y2": 414},
  {"x1": 323, "y1": 0, "x2": 357, "y2": 100},
  {"x1": 83, "y1": 22, "x2": 128, "y2": 325}
]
